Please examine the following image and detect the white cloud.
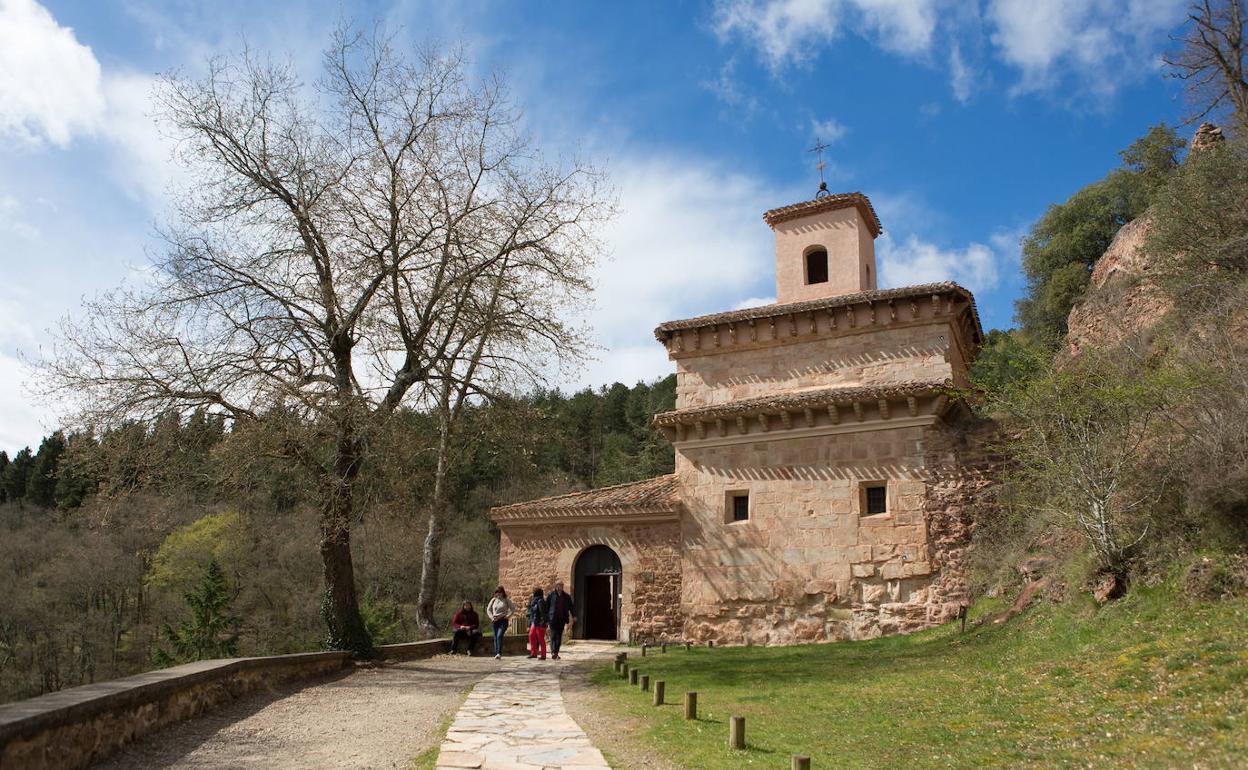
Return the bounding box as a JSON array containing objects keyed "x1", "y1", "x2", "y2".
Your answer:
[
  {"x1": 733, "y1": 296, "x2": 777, "y2": 309},
  {"x1": 712, "y1": 0, "x2": 938, "y2": 72},
  {"x1": 0, "y1": 194, "x2": 40, "y2": 240},
  {"x1": 0, "y1": 291, "x2": 52, "y2": 454},
  {"x1": 0, "y1": 352, "x2": 47, "y2": 454},
  {"x1": 0, "y1": 0, "x2": 106, "y2": 147},
  {"x1": 702, "y1": 57, "x2": 761, "y2": 115},
  {"x1": 810, "y1": 117, "x2": 848, "y2": 144},
  {"x1": 0, "y1": 2, "x2": 178, "y2": 207},
  {"x1": 99, "y1": 72, "x2": 180, "y2": 206},
  {"x1": 854, "y1": 0, "x2": 937, "y2": 55},
  {"x1": 949, "y1": 43, "x2": 973, "y2": 103},
  {"x1": 986, "y1": 0, "x2": 1185, "y2": 95},
  {"x1": 877, "y1": 232, "x2": 1001, "y2": 293},
  {"x1": 571, "y1": 153, "x2": 786, "y2": 388},
  {"x1": 713, "y1": 0, "x2": 1186, "y2": 103}
]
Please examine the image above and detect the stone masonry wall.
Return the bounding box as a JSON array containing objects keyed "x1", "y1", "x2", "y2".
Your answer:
[
  {"x1": 674, "y1": 315, "x2": 967, "y2": 410},
  {"x1": 497, "y1": 521, "x2": 683, "y2": 642},
  {"x1": 918, "y1": 415, "x2": 999, "y2": 624},
  {"x1": 677, "y1": 422, "x2": 947, "y2": 644}
]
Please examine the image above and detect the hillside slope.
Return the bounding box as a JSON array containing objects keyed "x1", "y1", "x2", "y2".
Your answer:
[{"x1": 590, "y1": 586, "x2": 1248, "y2": 768}]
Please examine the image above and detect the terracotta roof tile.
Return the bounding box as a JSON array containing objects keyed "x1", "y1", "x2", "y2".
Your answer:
[
  {"x1": 653, "y1": 282, "x2": 983, "y2": 342},
  {"x1": 762, "y1": 192, "x2": 883, "y2": 237},
  {"x1": 489, "y1": 474, "x2": 680, "y2": 522},
  {"x1": 652, "y1": 380, "x2": 952, "y2": 427}
]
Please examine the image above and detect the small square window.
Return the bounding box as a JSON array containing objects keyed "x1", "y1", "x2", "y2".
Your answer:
[
  {"x1": 864, "y1": 485, "x2": 887, "y2": 516},
  {"x1": 729, "y1": 492, "x2": 750, "y2": 522}
]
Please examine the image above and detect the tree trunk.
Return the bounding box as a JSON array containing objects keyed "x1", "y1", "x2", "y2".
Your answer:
[
  {"x1": 319, "y1": 430, "x2": 373, "y2": 657},
  {"x1": 416, "y1": 413, "x2": 452, "y2": 633}
]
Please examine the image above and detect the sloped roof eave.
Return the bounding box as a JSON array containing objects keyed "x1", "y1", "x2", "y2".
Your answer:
[
  {"x1": 488, "y1": 474, "x2": 680, "y2": 523},
  {"x1": 651, "y1": 380, "x2": 954, "y2": 427},
  {"x1": 652, "y1": 282, "x2": 983, "y2": 344}
]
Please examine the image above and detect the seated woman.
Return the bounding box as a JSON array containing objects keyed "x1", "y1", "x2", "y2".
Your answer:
[{"x1": 450, "y1": 601, "x2": 482, "y2": 655}]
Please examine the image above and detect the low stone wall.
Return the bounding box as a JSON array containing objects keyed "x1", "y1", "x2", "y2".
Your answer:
[
  {"x1": 0, "y1": 650, "x2": 350, "y2": 770},
  {"x1": 0, "y1": 632, "x2": 541, "y2": 770},
  {"x1": 377, "y1": 633, "x2": 531, "y2": 660}
]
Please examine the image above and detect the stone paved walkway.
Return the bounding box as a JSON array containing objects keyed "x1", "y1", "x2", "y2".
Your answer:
[{"x1": 435, "y1": 641, "x2": 618, "y2": 770}]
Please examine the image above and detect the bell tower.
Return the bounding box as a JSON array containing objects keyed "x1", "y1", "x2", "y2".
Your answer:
[{"x1": 762, "y1": 191, "x2": 882, "y2": 304}]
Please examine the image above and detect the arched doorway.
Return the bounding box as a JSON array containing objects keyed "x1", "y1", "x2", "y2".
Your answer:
[{"x1": 574, "y1": 545, "x2": 621, "y2": 640}]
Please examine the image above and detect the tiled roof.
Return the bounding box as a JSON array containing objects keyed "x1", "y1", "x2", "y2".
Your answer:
[
  {"x1": 490, "y1": 474, "x2": 680, "y2": 522},
  {"x1": 652, "y1": 380, "x2": 952, "y2": 427},
  {"x1": 762, "y1": 192, "x2": 883, "y2": 237},
  {"x1": 653, "y1": 282, "x2": 983, "y2": 342}
]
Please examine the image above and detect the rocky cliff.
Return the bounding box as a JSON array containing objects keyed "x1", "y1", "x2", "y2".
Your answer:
[{"x1": 1064, "y1": 123, "x2": 1226, "y2": 358}]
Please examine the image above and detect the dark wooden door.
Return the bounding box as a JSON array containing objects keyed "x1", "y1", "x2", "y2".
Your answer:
[{"x1": 584, "y1": 574, "x2": 616, "y2": 640}]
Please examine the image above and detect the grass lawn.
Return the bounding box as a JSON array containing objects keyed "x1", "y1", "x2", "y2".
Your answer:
[{"x1": 590, "y1": 587, "x2": 1248, "y2": 768}]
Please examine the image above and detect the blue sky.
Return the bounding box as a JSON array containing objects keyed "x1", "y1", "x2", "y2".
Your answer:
[{"x1": 0, "y1": 0, "x2": 1193, "y2": 452}]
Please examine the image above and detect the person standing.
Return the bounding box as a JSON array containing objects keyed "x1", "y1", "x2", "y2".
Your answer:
[
  {"x1": 450, "y1": 601, "x2": 482, "y2": 655},
  {"x1": 526, "y1": 587, "x2": 548, "y2": 660},
  {"x1": 544, "y1": 581, "x2": 576, "y2": 660},
  {"x1": 486, "y1": 586, "x2": 515, "y2": 660}
]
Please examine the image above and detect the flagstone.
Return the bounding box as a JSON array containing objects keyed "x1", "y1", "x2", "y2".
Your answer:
[{"x1": 434, "y1": 641, "x2": 618, "y2": 770}]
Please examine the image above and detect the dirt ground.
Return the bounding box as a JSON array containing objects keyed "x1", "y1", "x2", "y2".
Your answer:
[{"x1": 91, "y1": 655, "x2": 495, "y2": 770}]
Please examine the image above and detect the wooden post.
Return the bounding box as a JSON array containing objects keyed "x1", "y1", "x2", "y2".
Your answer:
[
  {"x1": 641, "y1": 644, "x2": 647, "y2": 657},
  {"x1": 620, "y1": 663, "x2": 629, "y2": 679},
  {"x1": 684, "y1": 691, "x2": 697, "y2": 720},
  {"x1": 640, "y1": 674, "x2": 649, "y2": 692},
  {"x1": 959, "y1": 603, "x2": 968, "y2": 633},
  {"x1": 629, "y1": 668, "x2": 639, "y2": 686},
  {"x1": 653, "y1": 680, "x2": 665, "y2": 706},
  {"x1": 708, "y1": 640, "x2": 715, "y2": 648},
  {"x1": 613, "y1": 660, "x2": 621, "y2": 674},
  {"x1": 619, "y1": 651, "x2": 628, "y2": 660},
  {"x1": 661, "y1": 643, "x2": 667, "y2": 653},
  {"x1": 792, "y1": 756, "x2": 811, "y2": 770},
  {"x1": 684, "y1": 642, "x2": 691, "y2": 652},
  {"x1": 729, "y1": 716, "x2": 745, "y2": 750}
]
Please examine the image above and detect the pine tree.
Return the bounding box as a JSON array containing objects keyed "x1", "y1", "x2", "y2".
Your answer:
[
  {"x1": 27, "y1": 432, "x2": 67, "y2": 508},
  {"x1": 2, "y1": 448, "x2": 34, "y2": 504},
  {"x1": 153, "y1": 559, "x2": 241, "y2": 666},
  {"x1": 0, "y1": 451, "x2": 9, "y2": 503}
]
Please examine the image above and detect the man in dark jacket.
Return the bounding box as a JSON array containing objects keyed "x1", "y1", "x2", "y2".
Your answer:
[
  {"x1": 450, "y1": 601, "x2": 482, "y2": 655},
  {"x1": 544, "y1": 581, "x2": 575, "y2": 659}
]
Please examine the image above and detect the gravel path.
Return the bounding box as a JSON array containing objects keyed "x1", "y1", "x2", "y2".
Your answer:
[{"x1": 92, "y1": 655, "x2": 499, "y2": 770}]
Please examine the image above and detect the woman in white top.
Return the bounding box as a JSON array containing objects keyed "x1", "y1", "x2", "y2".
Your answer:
[{"x1": 486, "y1": 586, "x2": 516, "y2": 660}]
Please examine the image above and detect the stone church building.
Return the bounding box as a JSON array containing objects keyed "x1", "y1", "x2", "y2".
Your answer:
[{"x1": 490, "y1": 191, "x2": 986, "y2": 646}]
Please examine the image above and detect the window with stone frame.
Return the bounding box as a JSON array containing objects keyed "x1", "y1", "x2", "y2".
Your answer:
[
  {"x1": 727, "y1": 491, "x2": 750, "y2": 522},
  {"x1": 862, "y1": 483, "x2": 888, "y2": 516},
  {"x1": 805, "y1": 247, "x2": 829, "y2": 284}
]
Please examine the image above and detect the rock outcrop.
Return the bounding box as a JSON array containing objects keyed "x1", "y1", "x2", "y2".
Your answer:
[
  {"x1": 1063, "y1": 214, "x2": 1171, "y2": 358},
  {"x1": 1064, "y1": 123, "x2": 1227, "y2": 358}
]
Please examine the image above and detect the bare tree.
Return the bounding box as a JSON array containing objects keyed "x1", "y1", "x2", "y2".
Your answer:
[
  {"x1": 994, "y1": 349, "x2": 1187, "y2": 582},
  {"x1": 39, "y1": 27, "x2": 610, "y2": 655},
  {"x1": 1165, "y1": 0, "x2": 1248, "y2": 133}
]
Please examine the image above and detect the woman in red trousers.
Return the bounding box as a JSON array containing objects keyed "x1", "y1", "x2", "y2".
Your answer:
[{"x1": 526, "y1": 587, "x2": 548, "y2": 660}]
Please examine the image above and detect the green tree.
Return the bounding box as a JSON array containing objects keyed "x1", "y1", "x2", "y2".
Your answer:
[
  {"x1": 153, "y1": 559, "x2": 241, "y2": 665},
  {"x1": 970, "y1": 329, "x2": 1051, "y2": 403},
  {"x1": 1016, "y1": 125, "x2": 1184, "y2": 340},
  {"x1": 2, "y1": 448, "x2": 34, "y2": 504},
  {"x1": 54, "y1": 431, "x2": 99, "y2": 509},
  {"x1": 26, "y1": 432, "x2": 66, "y2": 508},
  {"x1": 1147, "y1": 137, "x2": 1248, "y2": 299},
  {"x1": 0, "y1": 451, "x2": 9, "y2": 503}
]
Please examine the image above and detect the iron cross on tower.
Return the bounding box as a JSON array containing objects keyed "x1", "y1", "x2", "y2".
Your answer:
[{"x1": 808, "y1": 139, "x2": 831, "y2": 198}]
